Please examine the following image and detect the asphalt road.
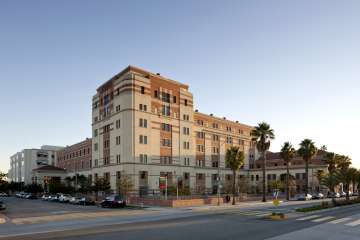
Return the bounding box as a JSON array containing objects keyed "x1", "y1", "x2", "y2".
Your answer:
[{"x1": 2, "y1": 198, "x2": 360, "y2": 240}]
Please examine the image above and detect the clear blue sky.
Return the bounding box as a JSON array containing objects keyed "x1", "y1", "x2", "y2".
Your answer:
[{"x1": 1, "y1": 0, "x2": 359, "y2": 172}]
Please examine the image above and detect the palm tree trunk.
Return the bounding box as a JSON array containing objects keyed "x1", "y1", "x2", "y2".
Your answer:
[
  {"x1": 305, "y1": 159, "x2": 309, "y2": 195},
  {"x1": 346, "y1": 184, "x2": 350, "y2": 201},
  {"x1": 286, "y1": 162, "x2": 290, "y2": 201},
  {"x1": 262, "y1": 152, "x2": 266, "y2": 202},
  {"x1": 232, "y1": 170, "x2": 236, "y2": 205}
]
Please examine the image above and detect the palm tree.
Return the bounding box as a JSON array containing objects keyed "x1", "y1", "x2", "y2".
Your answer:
[
  {"x1": 323, "y1": 152, "x2": 338, "y2": 174},
  {"x1": 337, "y1": 155, "x2": 352, "y2": 170},
  {"x1": 280, "y1": 142, "x2": 296, "y2": 201},
  {"x1": 251, "y1": 122, "x2": 275, "y2": 202},
  {"x1": 335, "y1": 167, "x2": 357, "y2": 201},
  {"x1": 321, "y1": 173, "x2": 338, "y2": 203},
  {"x1": 298, "y1": 139, "x2": 317, "y2": 195},
  {"x1": 225, "y1": 146, "x2": 245, "y2": 205}
]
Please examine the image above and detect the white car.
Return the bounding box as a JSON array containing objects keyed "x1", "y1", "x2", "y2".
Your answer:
[
  {"x1": 59, "y1": 194, "x2": 72, "y2": 203},
  {"x1": 295, "y1": 193, "x2": 312, "y2": 201}
]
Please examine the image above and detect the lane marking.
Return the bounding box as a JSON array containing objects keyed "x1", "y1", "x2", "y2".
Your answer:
[
  {"x1": 311, "y1": 216, "x2": 335, "y2": 222},
  {"x1": 296, "y1": 215, "x2": 321, "y2": 221},
  {"x1": 345, "y1": 219, "x2": 360, "y2": 227},
  {"x1": 329, "y1": 217, "x2": 352, "y2": 224}
]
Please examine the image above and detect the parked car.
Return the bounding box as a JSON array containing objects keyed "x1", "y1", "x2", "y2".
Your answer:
[
  {"x1": 49, "y1": 194, "x2": 60, "y2": 202},
  {"x1": 312, "y1": 192, "x2": 324, "y2": 199},
  {"x1": 69, "y1": 197, "x2": 82, "y2": 204},
  {"x1": 328, "y1": 192, "x2": 341, "y2": 198},
  {"x1": 295, "y1": 193, "x2": 312, "y2": 201},
  {"x1": 78, "y1": 197, "x2": 95, "y2": 206},
  {"x1": 59, "y1": 194, "x2": 72, "y2": 203},
  {"x1": 41, "y1": 194, "x2": 50, "y2": 201},
  {"x1": 0, "y1": 201, "x2": 5, "y2": 210},
  {"x1": 16, "y1": 192, "x2": 26, "y2": 198},
  {"x1": 340, "y1": 192, "x2": 347, "y2": 198},
  {"x1": 352, "y1": 191, "x2": 359, "y2": 196},
  {"x1": 0, "y1": 192, "x2": 8, "y2": 197},
  {"x1": 101, "y1": 195, "x2": 126, "y2": 208},
  {"x1": 25, "y1": 193, "x2": 38, "y2": 199}
]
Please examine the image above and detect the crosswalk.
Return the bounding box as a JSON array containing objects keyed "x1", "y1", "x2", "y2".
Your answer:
[
  {"x1": 296, "y1": 214, "x2": 360, "y2": 227},
  {"x1": 224, "y1": 210, "x2": 272, "y2": 217}
]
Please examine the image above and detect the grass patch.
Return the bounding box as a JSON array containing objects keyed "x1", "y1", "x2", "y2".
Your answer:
[{"x1": 296, "y1": 198, "x2": 360, "y2": 213}]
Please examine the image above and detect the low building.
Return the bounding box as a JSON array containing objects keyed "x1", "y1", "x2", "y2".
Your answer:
[
  {"x1": 8, "y1": 145, "x2": 64, "y2": 184},
  {"x1": 32, "y1": 165, "x2": 67, "y2": 191},
  {"x1": 249, "y1": 150, "x2": 328, "y2": 194},
  {"x1": 55, "y1": 138, "x2": 92, "y2": 179}
]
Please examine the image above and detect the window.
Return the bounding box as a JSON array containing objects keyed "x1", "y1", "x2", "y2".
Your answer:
[
  {"x1": 173, "y1": 96, "x2": 176, "y2": 103},
  {"x1": 196, "y1": 145, "x2": 205, "y2": 152},
  {"x1": 116, "y1": 171, "x2": 121, "y2": 180},
  {"x1": 140, "y1": 154, "x2": 148, "y2": 164},
  {"x1": 238, "y1": 139, "x2": 244, "y2": 145},
  {"x1": 183, "y1": 127, "x2": 190, "y2": 135},
  {"x1": 116, "y1": 136, "x2": 121, "y2": 145},
  {"x1": 251, "y1": 175, "x2": 254, "y2": 181},
  {"x1": 226, "y1": 126, "x2": 232, "y2": 132},
  {"x1": 183, "y1": 141, "x2": 190, "y2": 149},
  {"x1": 139, "y1": 135, "x2": 148, "y2": 144},
  {"x1": 161, "y1": 123, "x2": 171, "y2": 132},
  {"x1": 212, "y1": 123, "x2": 219, "y2": 128},
  {"x1": 161, "y1": 139, "x2": 172, "y2": 147},
  {"x1": 116, "y1": 154, "x2": 121, "y2": 164},
  {"x1": 196, "y1": 131, "x2": 205, "y2": 139},
  {"x1": 197, "y1": 120, "x2": 204, "y2": 126},
  {"x1": 94, "y1": 129, "x2": 98, "y2": 137},
  {"x1": 161, "y1": 92, "x2": 170, "y2": 103},
  {"x1": 212, "y1": 147, "x2": 219, "y2": 154},
  {"x1": 212, "y1": 134, "x2": 219, "y2": 141},
  {"x1": 139, "y1": 104, "x2": 147, "y2": 111},
  {"x1": 94, "y1": 143, "x2": 98, "y2": 151},
  {"x1": 226, "y1": 136, "x2": 233, "y2": 144},
  {"x1": 154, "y1": 90, "x2": 158, "y2": 98},
  {"x1": 238, "y1": 129, "x2": 243, "y2": 135},
  {"x1": 116, "y1": 119, "x2": 121, "y2": 129},
  {"x1": 183, "y1": 114, "x2": 189, "y2": 121},
  {"x1": 256, "y1": 175, "x2": 259, "y2": 181},
  {"x1": 94, "y1": 159, "x2": 98, "y2": 167},
  {"x1": 116, "y1": 105, "x2": 121, "y2": 112},
  {"x1": 141, "y1": 86, "x2": 145, "y2": 94},
  {"x1": 160, "y1": 156, "x2": 172, "y2": 165},
  {"x1": 184, "y1": 99, "x2": 188, "y2": 106},
  {"x1": 162, "y1": 105, "x2": 170, "y2": 116},
  {"x1": 139, "y1": 118, "x2": 147, "y2": 128},
  {"x1": 184, "y1": 157, "x2": 190, "y2": 166},
  {"x1": 94, "y1": 116, "x2": 98, "y2": 122}
]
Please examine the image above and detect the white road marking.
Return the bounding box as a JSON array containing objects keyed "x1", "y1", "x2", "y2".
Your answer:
[
  {"x1": 329, "y1": 217, "x2": 352, "y2": 224},
  {"x1": 311, "y1": 216, "x2": 335, "y2": 222},
  {"x1": 345, "y1": 219, "x2": 360, "y2": 227},
  {"x1": 296, "y1": 215, "x2": 321, "y2": 221}
]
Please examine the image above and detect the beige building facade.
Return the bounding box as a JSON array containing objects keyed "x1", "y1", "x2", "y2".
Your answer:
[{"x1": 91, "y1": 66, "x2": 257, "y2": 195}]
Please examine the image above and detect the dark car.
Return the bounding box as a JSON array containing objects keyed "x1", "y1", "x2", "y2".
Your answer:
[
  {"x1": 0, "y1": 201, "x2": 5, "y2": 210},
  {"x1": 25, "y1": 193, "x2": 38, "y2": 199},
  {"x1": 77, "y1": 197, "x2": 95, "y2": 206},
  {"x1": 101, "y1": 195, "x2": 126, "y2": 208}
]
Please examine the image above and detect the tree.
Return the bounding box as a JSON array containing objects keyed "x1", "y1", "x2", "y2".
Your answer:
[
  {"x1": 298, "y1": 139, "x2": 317, "y2": 195},
  {"x1": 315, "y1": 170, "x2": 325, "y2": 185},
  {"x1": 92, "y1": 177, "x2": 111, "y2": 200},
  {"x1": 251, "y1": 122, "x2": 275, "y2": 202},
  {"x1": 321, "y1": 173, "x2": 338, "y2": 204},
  {"x1": 335, "y1": 167, "x2": 357, "y2": 201},
  {"x1": 77, "y1": 175, "x2": 91, "y2": 194},
  {"x1": 225, "y1": 146, "x2": 245, "y2": 205},
  {"x1": 337, "y1": 155, "x2": 352, "y2": 170},
  {"x1": 116, "y1": 175, "x2": 134, "y2": 199},
  {"x1": 323, "y1": 152, "x2": 338, "y2": 174},
  {"x1": 280, "y1": 142, "x2": 296, "y2": 201},
  {"x1": 0, "y1": 172, "x2": 8, "y2": 192},
  {"x1": 268, "y1": 180, "x2": 283, "y2": 193},
  {"x1": 24, "y1": 183, "x2": 43, "y2": 194}
]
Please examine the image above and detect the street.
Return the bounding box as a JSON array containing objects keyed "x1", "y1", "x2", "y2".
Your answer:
[{"x1": 1, "y1": 197, "x2": 360, "y2": 239}]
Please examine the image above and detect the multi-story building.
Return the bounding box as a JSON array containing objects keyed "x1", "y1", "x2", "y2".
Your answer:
[
  {"x1": 91, "y1": 66, "x2": 256, "y2": 194},
  {"x1": 8, "y1": 145, "x2": 64, "y2": 184},
  {"x1": 249, "y1": 150, "x2": 328, "y2": 194},
  {"x1": 56, "y1": 138, "x2": 92, "y2": 179}
]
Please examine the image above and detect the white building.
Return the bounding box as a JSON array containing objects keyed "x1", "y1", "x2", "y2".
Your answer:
[{"x1": 8, "y1": 145, "x2": 64, "y2": 184}]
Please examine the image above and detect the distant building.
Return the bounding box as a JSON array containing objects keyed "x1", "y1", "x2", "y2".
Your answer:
[
  {"x1": 55, "y1": 138, "x2": 92, "y2": 178},
  {"x1": 8, "y1": 145, "x2": 64, "y2": 184}
]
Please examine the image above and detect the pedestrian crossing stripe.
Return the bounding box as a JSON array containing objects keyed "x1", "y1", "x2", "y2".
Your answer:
[
  {"x1": 226, "y1": 211, "x2": 270, "y2": 216},
  {"x1": 311, "y1": 216, "x2": 335, "y2": 222},
  {"x1": 329, "y1": 217, "x2": 352, "y2": 224},
  {"x1": 296, "y1": 215, "x2": 321, "y2": 221},
  {"x1": 345, "y1": 219, "x2": 360, "y2": 227}
]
